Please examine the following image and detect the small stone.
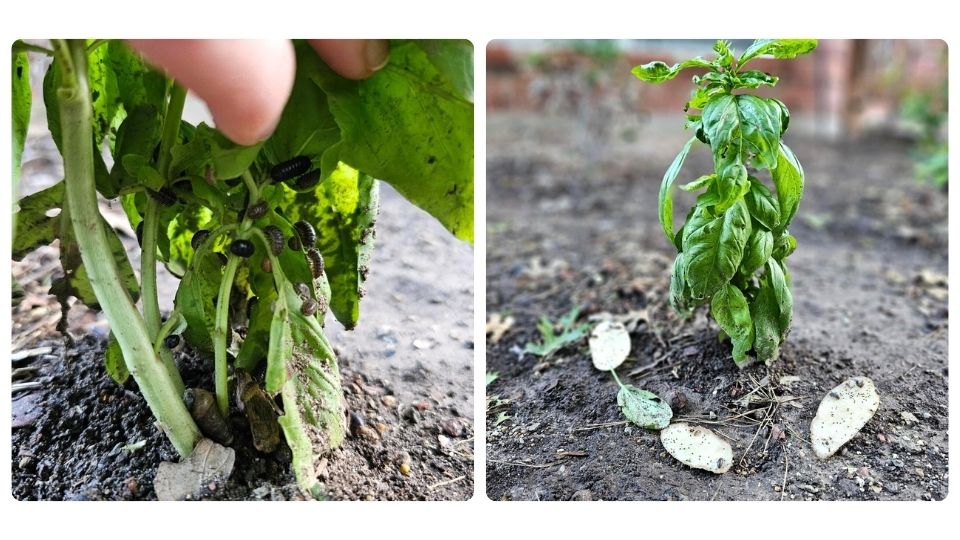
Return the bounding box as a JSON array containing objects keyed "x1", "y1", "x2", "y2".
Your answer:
[
  {"x1": 665, "y1": 388, "x2": 688, "y2": 413},
  {"x1": 441, "y1": 419, "x2": 464, "y2": 438},
  {"x1": 357, "y1": 425, "x2": 380, "y2": 441},
  {"x1": 349, "y1": 411, "x2": 365, "y2": 437},
  {"x1": 208, "y1": 482, "x2": 217, "y2": 492},
  {"x1": 900, "y1": 411, "x2": 920, "y2": 426},
  {"x1": 381, "y1": 395, "x2": 398, "y2": 408},
  {"x1": 399, "y1": 463, "x2": 412, "y2": 476},
  {"x1": 401, "y1": 405, "x2": 421, "y2": 424},
  {"x1": 375, "y1": 422, "x2": 388, "y2": 434},
  {"x1": 413, "y1": 338, "x2": 435, "y2": 350},
  {"x1": 413, "y1": 399, "x2": 432, "y2": 411},
  {"x1": 877, "y1": 433, "x2": 887, "y2": 443}
]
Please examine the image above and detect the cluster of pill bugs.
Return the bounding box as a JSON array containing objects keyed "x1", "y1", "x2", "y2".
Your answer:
[{"x1": 186, "y1": 156, "x2": 329, "y2": 319}]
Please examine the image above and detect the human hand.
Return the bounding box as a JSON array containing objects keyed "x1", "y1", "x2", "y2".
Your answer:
[{"x1": 126, "y1": 39, "x2": 390, "y2": 145}]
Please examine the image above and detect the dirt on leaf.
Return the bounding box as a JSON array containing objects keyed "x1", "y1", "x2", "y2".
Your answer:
[{"x1": 485, "y1": 113, "x2": 947, "y2": 501}]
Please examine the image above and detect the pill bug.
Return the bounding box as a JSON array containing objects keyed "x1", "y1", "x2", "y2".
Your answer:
[
  {"x1": 293, "y1": 220, "x2": 316, "y2": 248},
  {"x1": 246, "y1": 201, "x2": 268, "y2": 220},
  {"x1": 288, "y1": 235, "x2": 301, "y2": 252},
  {"x1": 148, "y1": 187, "x2": 178, "y2": 206},
  {"x1": 183, "y1": 388, "x2": 234, "y2": 445},
  {"x1": 164, "y1": 334, "x2": 180, "y2": 349},
  {"x1": 306, "y1": 248, "x2": 325, "y2": 279},
  {"x1": 230, "y1": 239, "x2": 255, "y2": 258},
  {"x1": 246, "y1": 296, "x2": 259, "y2": 320},
  {"x1": 270, "y1": 156, "x2": 311, "y2": 183},
  {"x1": 293, "y1": 169, "x2": 321, "y2": 191},
  {"x1": 294, "y1": 282, "x2": 311, "y2": 298},
  {"x1": 260, "y1": 257, "x2": 272, "y2": 273},
  {"x1": 191, "y1": 229, "x2": 211, "y2": 250},
  {"x1": 237, "y1": 373, "x2": 280, "y2": 453},
  {"x1": 262, "y1": 225, "x2": 284, "y2": 256},
  {"x1": 300, "y1": 297, "x2": 319, "y2": 316},
  {"x1": 136, "y1": 222, "x2": 144, "y2": 245}
]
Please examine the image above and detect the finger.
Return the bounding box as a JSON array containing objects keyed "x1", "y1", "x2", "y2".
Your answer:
[
  {"x1": 308, "y1": 39, "x2": 390, "y2": 80},
  {"x1": 126, "y1": 39, "x2": 296, "y2": 145}
]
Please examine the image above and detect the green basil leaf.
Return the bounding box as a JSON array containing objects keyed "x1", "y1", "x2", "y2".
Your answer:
[
  {"x1": 772, "y1": 231, "x2": 797, "y2": 259},
  {"x1": 12, "y1": 52, "x2": 31, "y2": 189},
  {"x1": 766, "y1": 259, "x2": 793, "y2": 339},
  {"x1": 170, "y1": 123, "x2": 262, "y2": 181},
  {"x1": 658, "y1": 137, "x2": 697, "y2": 241},
  {"x1": 669, "y1": 253, "x2": 694, "y2": 314},
  {"x1": 744, "y1": 177, "x2": 781, "y2": 230},
  {"x1": 631, "y1": 57, "x2": 714, "y2": 83},
  {"x1": 416, "y1": 39, "x2": 474, "y2": 102},
  {"x1": 739, "y1": 39, "x2": 818, "y2": 66},
  {"x1": 702, "y1": 94, "x2": 782, "y2": 174},
  {"x1": 713, "y1": 41, "x2": 735, "y2": 68},
  {"x1": 740, "y1": 228, "x2": 773, "y2": 277},
  {"x1": 51, "y1": 202, "x2": 140, "y2": 309},
  {"x1": 13, "y1": 182, "x2": 64, "y2": 260},
  {"x1": 312, "y1": 40, "x2": 473, "y2": 243},
  {"x1": 679, "y1": 173, "x2": 715, "y2": 192},
  {"x1": 681, "y1": 199, "x2": 751, "y2": 301},
  {"x1": 111, "y1": 105, "x2": 163, "y2": 190},
  {"x1": 711, "y1": 283, "x2": 755, "y2": 365},
  {"x1": 750, "y1": 274, "x2": 781, "y2": 363},
  {"x1": 617, "y1": 384, "x2": 673, "y2": 429},
  {"x1": 266, "y1": 278, "x2": 345, "y2": 497},
  {"x1": 771, "y1": 142, "x2": 804, "y2": 233},
  {"x1": 105, "y1": 333, "x2": 130, "y2": 385},
  {"x1": 175, "y1": 249, "x2": 221, "y2": 353},
  {"x1": 106, "y1": 41, "x2": 167, "y2": 113},
  {"x1": 735, "y1": 70, "x2": 779, "y2": 89},
  {"x1": 261, "y1": 162, "x2": 378, "y2": 329}
]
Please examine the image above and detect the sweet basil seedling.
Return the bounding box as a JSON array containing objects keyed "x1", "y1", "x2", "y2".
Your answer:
[{"x1": 634, "y1": 39, "x2": 816, "y2": 365}]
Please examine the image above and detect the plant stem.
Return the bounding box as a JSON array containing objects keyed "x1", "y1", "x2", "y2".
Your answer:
[
  {"x1": 13, "y1": 40, "x2": 54, "y2": 56},
  {"x1": 153, "y1": 309, "x2": 182, "y2": 354},
  {"x1": 241, "y1": 170, "x2": 260, "y2": 203},
  {"x1": 55, "y1": 39, "x2": 200, "y2": 457},
  {"x1": 610, "y1": 369, "x2": 626, "y2": 389},
  {"x1": 214, "y1": 255, "x2": 241, "y2": 416}
]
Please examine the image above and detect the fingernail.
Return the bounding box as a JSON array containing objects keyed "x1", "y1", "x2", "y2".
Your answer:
[{"x1": 364, "y1": 40, "x2": 390, "y2": 73}]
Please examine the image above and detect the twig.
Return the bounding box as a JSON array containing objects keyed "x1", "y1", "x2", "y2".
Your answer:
[
  {"x1": 487, "y1": 458, "x2": 566, "y2": 469},
  {"x1": 11, "y1": 346, "x2": 53, "y2": 362},
  {"x1": 428, "y1": 475, "x2": 466, "y2": 490},
  {"x1": 573, "y1": 420, "x2": 628, "y2": 432},
  {"x1": 12, "y1": 381, "x2": 42, "y2": 393},
  {"x1": 780, "y1": 453, "x2": 790, "y2": 501}
]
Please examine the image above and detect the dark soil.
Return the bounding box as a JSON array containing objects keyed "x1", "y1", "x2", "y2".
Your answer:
[{"x1": 485, "y1": 113, "x2": 948, "y2": 501}]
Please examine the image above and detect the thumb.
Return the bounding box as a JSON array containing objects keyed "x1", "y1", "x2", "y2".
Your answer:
[
  {"x1": 126, "y1": 39, "x2": 296, "y2": 145},
  {"x1": 308, "y1": 39, "x2": 390, "y2": 80}
]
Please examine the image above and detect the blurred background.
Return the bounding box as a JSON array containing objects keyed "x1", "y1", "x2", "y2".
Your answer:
[{"x1": 488, "y1": 39, "x2": 947, "y2": 187}]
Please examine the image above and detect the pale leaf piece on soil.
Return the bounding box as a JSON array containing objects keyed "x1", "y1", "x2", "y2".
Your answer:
[
  {"x1": 486, "y1": 312, "x2": 515, "y2": 344},
  {"x1": 154, "y1": 439, "x2": 235, "y2": 501},
  {"x1": 810, "y1": 377, "x2": 880, "y2": 459},
  {"x1": 660, "y1": 423, "x2": 733, "y2": 474},
  {"x1": 617, "y1": 384, "x2": 672, "y2": 429},
  {"x1": 589, "y1": 320, "x2": 631, "y2": 371}
]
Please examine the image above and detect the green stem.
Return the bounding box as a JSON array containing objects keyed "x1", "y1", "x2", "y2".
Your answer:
[
  {"x1": 241, "y1": 170, "x2": 260, "y2": 203},
  {"x1": 610, "y1": 369, "x2": 626, "y2": 389},
  {"x1": 55, "y1": 39, "x2": 200, "y2": 457},
  {"x1": 214, "y1": 255, "x2": 241, "y2": 416},
  {"x1": 13, "y1": 40, "x2": 54, "y2": 56},
  {"x1": 153, "y1": 309, "x2": 183, "y2": 354}
]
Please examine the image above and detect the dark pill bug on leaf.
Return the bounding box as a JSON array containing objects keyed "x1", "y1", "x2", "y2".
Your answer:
[
  {"x1": 293, "y1": 220, "x2": 316, "y2": 248},
  {"x1": 246, "y1": 201, "x2": 268, "y2": 220},
  {"x1": 147, "y1": 187, "x2": 178, "y2": 206},
  {"x1": 270, "y1": 156, "x2": 311, "y2": 183},
  {"x1": 191, "y1": 229, "x2": 211, "y2": 250},
  {"x1": 306, "y1": 248, "x2": 325, "y2": 279},
  {"x1": 164, "y1": 334, "x2": 180, "y2": 349},
  {"x1": 301, "y1": 297, "x2": 320, "y2": 316},
  {"x1": 230, "y1": 239, "x2": 255, "y2": 258},
  {"x1": 293, "y1": 169, "x2": 321, "y2": 191},
  {"x1": 288, "y1": 235, "x2": 301, "y2": 252},
  {"x1": 262, "y1": 225, "x2": 284, "y2": 256}
]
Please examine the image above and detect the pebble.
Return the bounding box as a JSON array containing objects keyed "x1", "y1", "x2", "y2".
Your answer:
[
  {"x1": 349, "y1": 411, "x2": 366, "y2": 437},
  {"x1": 441, "y1": 419, "x2": 464, "y2": 438},
  {"x1": 413, "y1": 400, "x2": 432, "y2": 411},
  {"x1": 381, "y1": 395, "x2": 398, "y2": 408}
]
